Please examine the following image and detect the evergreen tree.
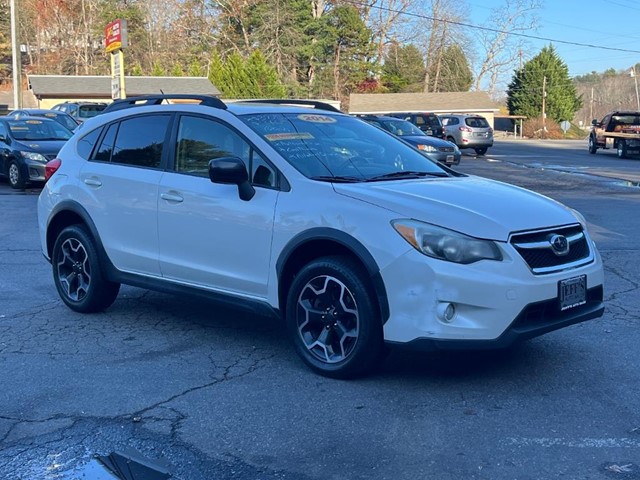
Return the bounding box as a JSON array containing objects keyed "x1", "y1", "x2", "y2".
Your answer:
[
  {"x1": 382, "y1": 43, "x2": 425, "y2": 93},
  {"x1": 188, "y1": 58, "x2": 204, "y2": 77},
  {"x1": 507, "y1": 45, "x2": 582, "y2": 122},
  {"x1": 171, "y1": 63, "x2": 184, "y2": 77},
  {"x1": 438, "y1": 45, "x2": 473, "y2": 92},
  {"x1": 245, "y1": 50, "x2": 287, "y2": 98},
  {"x1": 129, "y1": 63, "x2": 144, "y2": 76},
  {"x1": 151, "y1": 61, "x2": 166, "y2": 77}
]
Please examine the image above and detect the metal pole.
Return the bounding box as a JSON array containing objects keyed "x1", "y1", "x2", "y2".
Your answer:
[
  {"x1": 632, "y1": 66, "x2": 640, "y2": 111},
  {"x1": 542, "y1": 76, "x2": 546, "y2": 132},
  {"x1": 10, "y1": 0, "x2": 22, "y2": 109}
]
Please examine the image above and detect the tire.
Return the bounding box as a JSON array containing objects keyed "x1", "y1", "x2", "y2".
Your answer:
[
  {"x1": 8, "y1": 160, "x2": 26, "y2": 190},
  {"x1": 446, "y1": 136, "x2": 457, "y2": 145},
  {"x1": 588, "y1": 135, "x2": 598, "y2": 154},
  {"x1": 617, "y1": 139, "x2": 627, "y2": 159},
  {"x1": 285, "y1": 255, "x2": 384, "y2": 379},
  {"x1": 51, "y1": 224, "x2": 120, "y2": 313},
  {"x1": 474, "y1": 147, "x2": 488, "y2": 156}
]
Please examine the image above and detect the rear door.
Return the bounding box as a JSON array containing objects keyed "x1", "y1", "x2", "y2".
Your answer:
[{"x1": 79, "y1": 113, "x2": 172, "y2": 275}]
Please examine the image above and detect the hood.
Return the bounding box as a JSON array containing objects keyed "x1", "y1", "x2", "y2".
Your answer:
[
  {"x1": 334, "y1": 176, "x2": 578, "y2": 241},
  {"x1": 14, "y1": 140, "x2": 67, "y2": 156}
]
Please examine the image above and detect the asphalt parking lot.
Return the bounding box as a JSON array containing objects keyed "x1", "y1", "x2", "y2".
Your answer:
[{"x1": 1, "y1": 138, "x2": 639, "y2": 480}]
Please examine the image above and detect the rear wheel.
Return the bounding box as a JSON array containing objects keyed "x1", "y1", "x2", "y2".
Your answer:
[
  {"x1": 474, "y1": 147, "x2": 488, "y2": 156},
  {"x1": 8, "y1": 161, "x2": 25, "y2": 190},
  {"x1": 52, "y1": 225, "x2": 120, "y2": 313},
  {"x1": 285, "y1": 256, "x2": 384, "y2": 378},
  {"x1": 617, "y1": 139, "x2": 627, "y2": 159},
  {"x1": 588, "y1": 135, "x2": 598, "y2": 154}
]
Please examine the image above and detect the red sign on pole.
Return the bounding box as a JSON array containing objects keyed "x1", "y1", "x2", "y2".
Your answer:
[{"x1": 105, "y1": 19, "x2": 128, "y2": 53}]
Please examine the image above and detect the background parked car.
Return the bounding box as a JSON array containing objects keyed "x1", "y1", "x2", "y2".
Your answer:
[
  {"x1": 51, "y1": 101, "x2": 107, "y2": 123},
  {"x1": 439, "y1": 113, "x2": 494, "y2": 155},
  {"x1": 0, "y1": 117, "x2": 73, "y2": 189},
  {"x1": 386, "y1": 112, "x2": 445, "y2": 138},
  {"x1": 360, "y1": 115, "x2": 460, "y2": 165},
  {"x1": 7, "y1": 108, "x2": 80, "y2": 132}
]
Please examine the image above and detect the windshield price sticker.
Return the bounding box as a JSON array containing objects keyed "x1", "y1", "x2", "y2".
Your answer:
[
  {"x1": 297, "y1": 114, "x2": 336, "y2": 123},
  {"x1": 25, "y1": 120, "x2": 43, "y2": 124},
  {"x1": 265, "y1": 132, "x2": 314, "y2": 141}
]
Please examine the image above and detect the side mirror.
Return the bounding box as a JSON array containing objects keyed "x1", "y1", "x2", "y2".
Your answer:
[
  {"x1": 591, "y1": 119, "x2": 599, "y2": 126},
  {"x1": 208, "y1": 156, "x2": 255, "y2": 201}
]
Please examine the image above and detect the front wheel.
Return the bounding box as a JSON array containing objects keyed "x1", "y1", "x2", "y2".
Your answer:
[
  {"x1": 474, "y1": 147, "x2": 488, "y2": 156},
  {"x1": 52, "y1": 225, "x2": 120, "y2": 313},
  {"x1": 285, "y1": 256, "x2": 384, "y2": 378},
  {"x1": 617, "y1": 139, "x2": 627, "y2": 159},
  {"x1": 588, "y1": 136, "x2": 597, "y2": 154},
  {"x1": 8, "y1": 161, "x2": 26, "y2": 190}
]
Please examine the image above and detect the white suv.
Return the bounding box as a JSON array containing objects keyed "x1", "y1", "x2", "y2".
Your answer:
[{"x1": 38, "y1": 96, "x2": 604, "y2": 378}]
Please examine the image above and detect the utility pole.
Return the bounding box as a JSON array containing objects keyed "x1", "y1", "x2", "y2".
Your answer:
[
  {"x1": 631, "y1": 66, "x2": 640, "y2": 111},
  {"x1": 590, "y1": 87, "x2": 594, "y2": 121},
  {"x1": 542, "y1": 76, "x2": 547, "y2": 132},
  {"x1": 10, "y1": 0, "x2": 22, "y2": 109}
]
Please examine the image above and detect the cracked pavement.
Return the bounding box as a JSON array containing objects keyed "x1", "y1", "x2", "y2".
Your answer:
[{"x1": 0, "y1": 139, "x2": 639, "y2": 479}]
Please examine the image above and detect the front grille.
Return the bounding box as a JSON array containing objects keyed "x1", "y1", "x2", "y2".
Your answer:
[
  {"x1": 438, "y1": 146, "x2": 455, "y2": 153},
  {"x1": 510, "y1": 225, "x2": 593, "y2": 274},
  {"x1": 510, "y1": 285, "x2": 603, "y2": 332}
]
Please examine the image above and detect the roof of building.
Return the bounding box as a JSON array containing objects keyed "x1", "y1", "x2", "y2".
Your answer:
[
  {"x1": 348, "y1": 92, "x2": 502, "y2": 114},
  {"x1": 28, "y1": 75, "x2": 220, "y2": 98}
]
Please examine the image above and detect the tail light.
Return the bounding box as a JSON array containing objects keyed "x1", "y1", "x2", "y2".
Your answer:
[
  {"x1": 45, "y1": 158, "x2": 61, "y2": 181},
  {"x1": 459, "y1": 126, "x2": 473, "y2": 132},
  {"x1": 488, "y1": 127, "x2": 494, "y2": 134}
]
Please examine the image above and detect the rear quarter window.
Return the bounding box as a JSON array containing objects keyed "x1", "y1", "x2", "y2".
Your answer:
[{"x1": 77, "y1": 127, "x2": 102, "y2": 160}]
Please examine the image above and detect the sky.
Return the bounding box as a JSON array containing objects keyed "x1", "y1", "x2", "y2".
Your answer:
[{"x1": 465, "y1": 0, "x2": 640, "y2": 78}]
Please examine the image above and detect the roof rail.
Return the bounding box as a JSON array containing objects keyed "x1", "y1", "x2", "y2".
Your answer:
[
  {"x1": 235, "y1": 99, "x2": 341, "y2": 113},
  {"x1": 102, "y1": 94, "x2": 227, "y2": 114}
]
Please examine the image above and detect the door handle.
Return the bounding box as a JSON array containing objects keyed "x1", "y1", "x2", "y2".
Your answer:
[
  {"x1": 160, "y1": 192, "x2": 184, "y2": 203},
  {"x1": 83, "y1": 177, "x2": 102, "y2": 187}
]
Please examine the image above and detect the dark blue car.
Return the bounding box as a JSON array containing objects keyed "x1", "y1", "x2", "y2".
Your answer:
[
  {"x1": 0, "y1": 117, "x2": 72, "y2": 189},
  {"x1": 7, "y1": 108, "x2": 80, "y2": 132},
  {"x1": 360, "y1": 115, "x2": 461, "y2": 165}
]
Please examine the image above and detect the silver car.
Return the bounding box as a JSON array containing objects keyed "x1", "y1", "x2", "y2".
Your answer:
[{"x1": 439, "y1": 114, "x2": 493, "y2": 156}]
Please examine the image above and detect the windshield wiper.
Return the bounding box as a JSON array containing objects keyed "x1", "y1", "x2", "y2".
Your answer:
[
  {"x1": 366, "y1": 170, "x2": 448, "y2": 181},
  {"x1": 310, "y1": 175, "x2": 366, "y2": 183}
]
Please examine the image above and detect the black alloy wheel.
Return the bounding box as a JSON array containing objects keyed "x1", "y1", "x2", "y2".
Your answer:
[
  {"x1": 474, "y1": 147, "x2": 488, "y2": 156},
  {"x1": 52, "y1": 225, "x2": 120, "y2": 313},
  {"x1": 285, "y1": 256, "x2": 384, "y2": 378},
  {"x1": 617, "y1": 139, "x2": 627, "y2": 159}
]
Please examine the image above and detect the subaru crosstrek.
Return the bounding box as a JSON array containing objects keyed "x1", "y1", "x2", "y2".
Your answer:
[{"x1": 38, "y1": 95, "x2": 604, "y2": 378}]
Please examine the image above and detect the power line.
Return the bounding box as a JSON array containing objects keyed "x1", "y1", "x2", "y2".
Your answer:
[{"x1": 343, "y1": 0, "x2": 640, "y2": 55}]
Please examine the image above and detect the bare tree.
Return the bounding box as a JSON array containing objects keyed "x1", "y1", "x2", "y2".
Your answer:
[{"x1": 473, "y1": 0, "x2": 541, "y2": 95}]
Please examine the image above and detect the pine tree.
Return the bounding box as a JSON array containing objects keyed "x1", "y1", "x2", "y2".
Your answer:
[{"x1": 507, "y1": 45, "x2": 582, "y2": 122}]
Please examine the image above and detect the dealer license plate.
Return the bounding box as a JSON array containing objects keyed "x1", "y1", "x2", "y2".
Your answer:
[
  {"x1": 558, "y1": 275, "x2": 586, "y2": 311},
  {"x1": 446, "y1": 155, "x2": 454, "y2": 163},
  {"x1": 426, "y1": 129, "x2": 433, "y2": 135}
]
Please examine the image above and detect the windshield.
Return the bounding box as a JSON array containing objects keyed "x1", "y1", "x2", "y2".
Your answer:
[
  {"x1": 379, "y1": 119, "x2": 425, "y2": 137},
  {"x1": 38, "y1": 112, "x2": 78, "y2": 131},
  {"x1": 8, "y1": 118, "x2": 73, "y2": 141},
  {"x1": 242, "y1": 113, "x2": 447, "y2": 181}
]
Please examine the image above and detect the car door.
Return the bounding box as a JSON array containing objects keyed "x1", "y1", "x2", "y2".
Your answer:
[
  {"x1": 596, "y1": 114, "x2": 610, "y2": 144},
  {"x1": 0, "y1": 122, "x2": 10, "y2": 174},
  {"x1": 79, "y1": 114, "x2": 172, "y2": 276},
  {"x1": 157, "y1": 114, "x2": 280, "y2": 298}
]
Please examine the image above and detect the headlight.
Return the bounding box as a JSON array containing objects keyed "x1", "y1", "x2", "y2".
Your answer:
[
  {"x1": 392, "y1": 219, "x2": 503, "y2": 264},
  {"x1": 417, "y1": 144, "x2": 437, "y2": 152},
  {"x1": 569, "y1": 208, "x2": 587, "y2": 229},
  {"x1": 20, "y1": 151, "x2": 48, "y2": 162}
]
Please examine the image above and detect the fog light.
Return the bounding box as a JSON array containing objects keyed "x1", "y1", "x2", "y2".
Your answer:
[{"x1": 437, "y1": 302, "x2": 456, "y2": 322}]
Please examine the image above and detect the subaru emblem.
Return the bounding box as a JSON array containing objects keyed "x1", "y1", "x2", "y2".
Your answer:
[{"x1": 549, "y1": 234, "x2": 569, "y2": 256}]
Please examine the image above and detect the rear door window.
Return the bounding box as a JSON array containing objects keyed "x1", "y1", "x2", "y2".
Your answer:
[{"x1": 110, "y1": 115, "x2": 171, "y2": 168}]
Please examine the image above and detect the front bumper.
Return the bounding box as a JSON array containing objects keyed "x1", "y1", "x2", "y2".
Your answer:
[
  {"x1": 25, "y1": 160, "x2": 46, "y2": 182},
  {"x1": 379, "y1": 243, "x2": 604, "y2": 346}
]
